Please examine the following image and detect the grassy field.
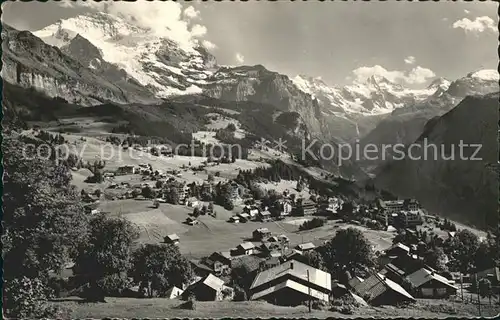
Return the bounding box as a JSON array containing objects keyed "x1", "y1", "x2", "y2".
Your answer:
[
  {"x1": 96, "y1": 197, "x2": 395, "y2": 259},
  {"x1": 48, "y1": 297, "x2": 489, "y2": 318}
]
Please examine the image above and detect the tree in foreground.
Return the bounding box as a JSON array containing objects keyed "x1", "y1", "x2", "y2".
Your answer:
[
  {"x1": 73, "y1": 215, "x2": 139, "y2": 300},
  {"x1": 321, "y1": 227, "x2": 374, "y2": 279},
  {"x1": 2, "y1": 135, "x2": 89, "y2": 318},
  {"x1": 130, "y1": 243, "x2": 193, "y2": 297}
]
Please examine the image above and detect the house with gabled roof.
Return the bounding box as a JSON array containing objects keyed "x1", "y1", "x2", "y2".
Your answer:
[
  {"x1": 350, "y1": 273, "x2": 415, "y2": 306},
  {"x1": 164, "y1": 234, "x2": 180, "y2": 245},
  {"x1": 250, "y1": 260, "x2": 332, "y2": 306},
  {"x1": 183, "y1": 273, "x2": 231, "y2": 301},
  {"x1": 405, "y1": 268, "x2": 458, "y2": 298},
  {"x1": 236, "y1": 242, "x2": 256, "y2": 255}
]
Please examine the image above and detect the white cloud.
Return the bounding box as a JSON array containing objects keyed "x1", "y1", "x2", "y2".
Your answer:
[
  {"x1": 235, "y1": 53, "x2": 245, "y2": 64},
  {"x1": 452, "y1": 16, "x2": 496, "y2": 33},
  {"x1": 404, "y1": 56, "x2": 416, "y2": 65},
  {"x1": 183, "y1": 6, "x2": 200, "y2": 19},
  {"x1": 405, "y1": 66, "x2": 436, "y2": 85},
  {"x1": 57, "y1": 1, "x2": 211, "y2": 51},
  {"x1": 464, "y1": 9, "x2": 470, "y2": 14},
  {"x1": 351, "y1": 65, "x2": 435, "y2": 85},
  {"x1": 202, "y1": 40, "x2": 217, "y2": 50},
  {"x1": 190, "y1": 24, "x2": 207, "y2": 37}
]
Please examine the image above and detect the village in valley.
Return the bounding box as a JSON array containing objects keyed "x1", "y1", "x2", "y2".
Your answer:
[
  {"x1": 20, "y1": 127, "x2": 499, "y2": 318},
  {"x1": 2, "y1": 2, "x2": 499, "y2": 318}
]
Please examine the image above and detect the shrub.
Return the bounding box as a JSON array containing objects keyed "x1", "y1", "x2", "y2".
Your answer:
[{"x1": 299, "y1": 218, "x2": 325, "y2": 231}]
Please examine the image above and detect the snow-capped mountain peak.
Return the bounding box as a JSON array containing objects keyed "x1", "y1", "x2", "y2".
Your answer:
[
  {"x1": 468, "y1": 69, "x2": 500, "y2": 81},
  {"x1": 292, "y1": 73, "x2": 447, "y2": 116},
  {"x1": 34, "y1": 12, "x2": 217, "y2": 97}
]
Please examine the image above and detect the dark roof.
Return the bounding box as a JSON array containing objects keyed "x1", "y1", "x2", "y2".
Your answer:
[
  {"x1": 352, "y1": 273, "x2": 414, "y2": 303},
  {"x1": 231, "y1": 255, "x2": 264, "y2": 273}
]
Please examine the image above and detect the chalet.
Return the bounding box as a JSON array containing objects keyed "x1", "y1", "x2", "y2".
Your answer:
[
  {"x1": 183, "y1": 274, "x2": 228, "y2": 301},
  {"x1": 117, "y1": 165, "x2": 136, "y2": 175},
  {"x1": 350, "y1": 273, "x2": 415, "y2": 306},
  {"x1": 296, "y1": 242, "x2": 316, "y2": 253},
  {"x1": 209, "y1": 251, "x2": 233, "y2": 266},
  {"x1": 280, "y1": 249, "x2": 309, "y2": 264},
  {"x1": 164, "y1": 234, "x2": 180, "y2": 245},
  {"x1": 379, "y1": 263, "x2": 407, "y2": 284},
  {"x1": 165, "y1": 286, "x2": 184, "y2": 299},
  {"x1": 405, "y1": 268, "x2": 458, "y2": 298},
  {"x1": 236, "y1": 242, "x2": 256, "y2": 255},
  {"x1": 231, "y1": 255, "x2": 265, "y2": 285},
  {"x1": 250, "y1": 260, "x2": 332, "y2": 306},
  {"x1": 260, "y1": 242, "x2": 282, "y2": 257},
  {"x1": 385, "y1": 243, "x2": 410, "y2": 257},
  {"x1": 259, "y1": 210, "x2": 272, "y2": 222},
  {"x1": 331, "y1": 282, "x2": 349, "y2": 298},
  {"x1": 229, "y1": 216, "x2": 240, "y2": 224},
  {"x1": 253, "y1": 228, "x2": 272, "y2": 241}
]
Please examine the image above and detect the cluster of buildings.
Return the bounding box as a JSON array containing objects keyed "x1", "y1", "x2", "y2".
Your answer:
[{"x1": 376, "y1": 199, "x2": 424, "y2": 229}]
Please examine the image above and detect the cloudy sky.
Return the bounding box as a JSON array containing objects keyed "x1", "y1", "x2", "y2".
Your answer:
[{"x1": 2, "y1": 0, "x2": 497, "y2": 87}]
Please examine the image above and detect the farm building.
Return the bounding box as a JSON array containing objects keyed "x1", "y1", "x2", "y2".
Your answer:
[
  {"x1": 184, "y1": 274, "x2": 228, "y2": 301},
  {"x1": 405, "y1": 268, "x2": 458, "y2": 298},
  {"x1": 350, "y1": 273, "x2": 415, "y2": 306},
  {"x1": 165, "y1": 286, "x2": 184, "y2": 299},
  {"x1": 250, "y1": 260, "x2": 332, "y2": 306},
  {"x1": 164, "y1": 234, "x2": 180, "y2": 245},
  {"x1": 253, "y1": 228, "x2": 272, "y2": 241}
]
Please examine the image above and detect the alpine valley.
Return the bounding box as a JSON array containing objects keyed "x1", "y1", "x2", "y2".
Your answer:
[{"x1": 2, "y1": 12, "x2": 499, "y2": 229}]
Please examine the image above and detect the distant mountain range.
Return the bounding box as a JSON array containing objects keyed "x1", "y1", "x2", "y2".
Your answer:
[{"x1": 373, "y1": 93, "x2": 498, "y2": 230}]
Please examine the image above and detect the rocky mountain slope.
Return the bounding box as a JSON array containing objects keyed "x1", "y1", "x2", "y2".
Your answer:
[
  {"x1": 373, "y1": 93, "x2": 498, "y2": 230},
  {"x1": 356, "y1": 70, "x2": 499, "y2": 172},
  {"x1": 1, "y1": 24, "x2": 158, "y2": 106}
]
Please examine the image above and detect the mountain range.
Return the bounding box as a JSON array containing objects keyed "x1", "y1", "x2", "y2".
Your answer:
[{"x1": 2, "y1": 11, "x2": 498, "y2": 229}]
